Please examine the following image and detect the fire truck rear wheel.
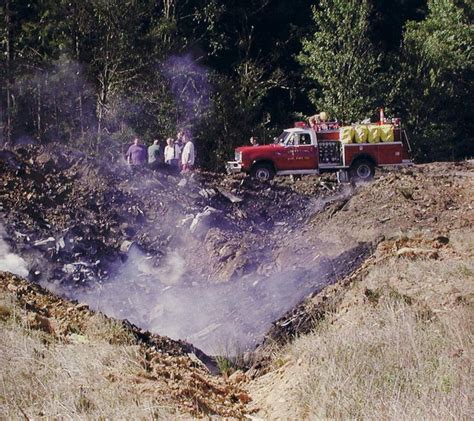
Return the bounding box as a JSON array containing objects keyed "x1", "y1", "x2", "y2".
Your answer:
[
  {"x1": 251, "y1": 163, "x2": 275, "y2": 181},
  {"x1": 350, "y1": 159, "x2": 375, "y2": 181}
]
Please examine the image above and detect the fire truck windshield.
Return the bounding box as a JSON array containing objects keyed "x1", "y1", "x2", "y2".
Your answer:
[{"x1": 275, "y1": 131, "x2": 290, "y2": 144}]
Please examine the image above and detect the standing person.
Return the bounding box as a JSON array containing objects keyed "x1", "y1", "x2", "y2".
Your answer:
[
  {"x1": 148, "y1": 139, "x2": 161, "y2": 169},
  {"x1": 176, "y1": 130, "x2": 184, "y2": 147},
  {"x1": 126, "y1": 137, "x2": 147, "y2": 167},
  {"x1": 181, "y1": 135, "x2": 195, "y2": 173},
  {"x1": 164, "y1": 137, "x2": 181, "y2": 171}
]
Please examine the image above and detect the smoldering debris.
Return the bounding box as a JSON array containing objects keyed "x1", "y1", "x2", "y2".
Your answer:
[
  {"x1": 72, "y1": 241, "x2": 372, "y2": 355},
  {"x1": 1, "y1": 146, "x2": 352, "y2": 355}
]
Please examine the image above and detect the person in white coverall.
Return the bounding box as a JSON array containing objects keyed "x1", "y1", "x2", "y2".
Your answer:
[
  {"x1": 164, "y1": 137, "x2": 180, "y2": 168},
  {"x1": 181, "y1": 136, "x2": 195, "y2": 173}
]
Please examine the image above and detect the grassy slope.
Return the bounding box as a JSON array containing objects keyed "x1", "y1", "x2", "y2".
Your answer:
[
  {"x1": 249, "y1": 230, "x2": 474, "y2": 420},
  {"x1": 248, "y1": 162, "x2": 474, "y2": 419}
]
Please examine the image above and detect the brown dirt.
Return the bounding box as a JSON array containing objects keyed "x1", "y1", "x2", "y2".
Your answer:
[{"x1": 245, "y1": 161, "x2": 474, "y2": 419}]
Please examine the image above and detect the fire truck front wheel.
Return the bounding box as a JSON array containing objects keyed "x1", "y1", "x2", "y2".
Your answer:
[
  {"x1": 251, "y1": 163, "x2": 275, "y2": 181},
  {"x1": 350, "y1": 159, "x2": 375, "y2": 181}
]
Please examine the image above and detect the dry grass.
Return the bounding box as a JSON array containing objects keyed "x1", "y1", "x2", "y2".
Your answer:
[
  {"x1": 0, "y1": 295, "x2": 176, "y2": 419},
  {"x1": 277, "y1": 229, "x2": 474, "y2": 420},
  {"x1": 247, "y1": 231, "x2": 474, "y2": 420},
  {"x1": 288, "y1": 290, "x2": 473, "y2": 420},
  {"x1": 84, "y1": 313, "x2": 136, "y2": 345},
  {"x1": 363, "y1": 254, "x2": 474, "y2": 307}
]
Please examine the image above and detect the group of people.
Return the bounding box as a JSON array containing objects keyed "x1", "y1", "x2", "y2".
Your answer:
[
  {"x1": 125, "y1": 130, "x2": 195, "y2": 173},
  {"x1": 126, "y1": 132, "x2": 260, "y2": 173}
]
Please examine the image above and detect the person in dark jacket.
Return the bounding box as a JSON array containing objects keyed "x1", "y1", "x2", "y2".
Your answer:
[{"x1": 126, "y1": 138, "x2": 147, "y2": 166}]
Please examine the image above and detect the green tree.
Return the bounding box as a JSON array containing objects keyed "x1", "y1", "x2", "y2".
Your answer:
[
  {"x1": 298, "y1": 0, "x2": 382, "y2": 123},
  {"x1": 400, "y1": 0, "x2": 473, "y2": 161}
]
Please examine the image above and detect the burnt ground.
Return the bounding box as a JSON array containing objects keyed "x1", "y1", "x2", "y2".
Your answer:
[
  {"x1": 0, "y1": 144, "x2": 369, "y2": 355},
  {"x1": 1, "y1": 147, "x2": 473, "y2": 353}
]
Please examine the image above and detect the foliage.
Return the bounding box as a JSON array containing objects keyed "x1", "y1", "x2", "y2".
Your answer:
[
  {"x1": 0, "y1": 0, "x2": 472, "y2": 164},
  {"x1": 398, "y1": 0, "x2": 474, "y2": 161},
  {"x1": 299, "y1": 0, "x2": 382, "y2": 123}
]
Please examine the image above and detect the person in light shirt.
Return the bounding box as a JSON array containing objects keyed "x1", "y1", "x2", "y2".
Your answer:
[
  {"x1": 181, "y1": 134, "x2": 195, "y2": 173},
  {"x1": 164, "y1": 137, "x2": 180, "y2": 170},
  {"x1": 249, "y1": 136, "x2": 259, "y2": 146}
]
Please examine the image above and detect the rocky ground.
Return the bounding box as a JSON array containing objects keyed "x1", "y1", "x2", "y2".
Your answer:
[
  {"x1": 0, "y1": 145, "x2": 342, "y2": 288},
  {"x1": 1, "y1": 145, "x2": 473, "y2": 418}
]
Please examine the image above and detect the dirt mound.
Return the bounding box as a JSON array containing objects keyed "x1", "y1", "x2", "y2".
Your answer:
[
  {"x1": 247, "y1": 229, "x2": 473, "y2": 419},
  {"x1": 250, "y1": 160, "x2": 473, "y2": 363},
  {"x1": 244, "y1": 162, "x2": 473, "y2": 419}
]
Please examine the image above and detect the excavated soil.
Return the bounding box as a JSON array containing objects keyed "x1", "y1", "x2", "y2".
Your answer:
[{"x1": 257, "y1": 160, "x2": 474, "y2": 353}]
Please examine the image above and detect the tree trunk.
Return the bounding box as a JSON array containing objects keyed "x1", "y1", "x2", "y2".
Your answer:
[
  {"x1": 54, "y1": 95, "x2": 60, "y2": 142},
  {"x1": 36, "y1": 81, "x2": 42, "y2": 141},
  {"x1": 162, "y1": 0, "x2": 176, "y2": 47},
  {"x1": 75, "y1": 34, "x2": 85, "y2": 139},
  {"x1": 96, "y1": 31, "x2": 113, "y2": 152},
  {"x1": 5, "y1": 0, "x2": 12, "y2": 146}
]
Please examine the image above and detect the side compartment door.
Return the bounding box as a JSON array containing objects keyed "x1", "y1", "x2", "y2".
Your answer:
[{"x1": 377, "y1": 143, "x2": 404, "y2": 165}]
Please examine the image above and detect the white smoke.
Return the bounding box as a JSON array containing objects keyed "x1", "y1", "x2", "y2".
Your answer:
[
  {"x1": 0, "y1": 224, "x2": 29, "y2": 277},
  {"x1": 69, "y1": 241, "x2": 328, "y2": 355}
]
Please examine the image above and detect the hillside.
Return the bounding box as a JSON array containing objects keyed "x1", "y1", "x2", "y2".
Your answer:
[
  {"x1": 0, "y1": 272, "x2": 251, "y2": 418},
  {"x1": 1, "y1": 148, "x2": 473, "y2": 419}
]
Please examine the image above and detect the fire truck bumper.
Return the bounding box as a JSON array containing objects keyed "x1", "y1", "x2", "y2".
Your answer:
[{"x1": 226, "y1": 161, "x2": 243, "y2": 174}]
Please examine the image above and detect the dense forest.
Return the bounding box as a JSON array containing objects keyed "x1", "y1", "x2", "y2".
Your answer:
[{"x1": 1, "y1": 0, "x2": 472, "y2": 169}]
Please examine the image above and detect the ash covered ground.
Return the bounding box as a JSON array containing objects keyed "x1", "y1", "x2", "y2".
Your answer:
[{"x1": 0, "y1": 145, "x2": 370, "y2": 354}]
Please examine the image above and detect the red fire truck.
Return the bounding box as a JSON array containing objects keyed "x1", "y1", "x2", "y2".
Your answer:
[{"x1": 226, "y1": 117, "x2": 412, "y2": 182}]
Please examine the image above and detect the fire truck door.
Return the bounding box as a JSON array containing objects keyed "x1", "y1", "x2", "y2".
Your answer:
[
  {"x1": 277, "y1": 133, "x2": 298, "y2": 170},
  {"x1": 294, "y1": 133, "x2": 318, "y2": 169}
]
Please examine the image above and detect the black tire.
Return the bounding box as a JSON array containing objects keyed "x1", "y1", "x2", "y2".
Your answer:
[
  {"x1": 349, "y1": 159, "x2": 375, "y2": 181},
  {"x1": 251, "y1": 163, "x2": 275, "y2": 181}
]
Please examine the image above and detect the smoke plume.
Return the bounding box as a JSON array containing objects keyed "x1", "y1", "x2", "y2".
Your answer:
[
  {"x1": 0, "y1": 224, "x2": 29, "y2": 278},
  {"x1": 163, "y1": 54, "x2": 212, "y2": 135},
  {"x1": 68, "y1": 239, "x2": 332, "y2": 355}
]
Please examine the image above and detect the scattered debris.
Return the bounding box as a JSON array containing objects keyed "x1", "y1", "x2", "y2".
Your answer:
[{"x1": 217, "y1": 188, "x2": 243, "y2": 203}]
